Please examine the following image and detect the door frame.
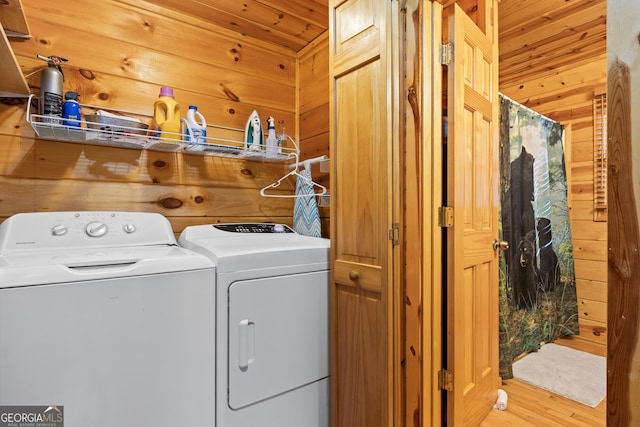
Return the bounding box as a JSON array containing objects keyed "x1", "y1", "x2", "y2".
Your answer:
[{"x1": 402, "y1": 1, "x2": 500, "y2": 426}]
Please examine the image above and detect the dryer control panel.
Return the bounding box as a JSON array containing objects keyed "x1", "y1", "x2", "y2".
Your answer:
[{"x1": 213, "y1": 223, "x2": 294, "y2": 234}]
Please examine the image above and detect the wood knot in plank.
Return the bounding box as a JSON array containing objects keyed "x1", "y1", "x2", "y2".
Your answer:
[
  {"x1": 121, "y1": 56, "x2": 132, "y2": 71},
  {"x1": 220, "y1": 84, "x2": 240, "y2": 102},
  {"x1": 79, "y1": 69, "x2": 95, "y2": 80},
  {"x1": 158, "y1": 197, "x2": 183, "y2": 209}
]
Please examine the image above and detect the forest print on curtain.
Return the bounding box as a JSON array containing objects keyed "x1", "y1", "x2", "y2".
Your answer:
[{"x1": 498, "y1": 94, "x2": 579, "y2": 379}]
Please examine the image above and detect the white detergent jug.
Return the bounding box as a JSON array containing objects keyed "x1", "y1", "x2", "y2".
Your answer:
[{"x1": 185, "y1": 105, "x2": 207, "y2": 145}]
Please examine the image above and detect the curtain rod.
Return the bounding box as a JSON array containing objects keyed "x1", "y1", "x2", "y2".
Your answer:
[{"x1": 499, "y1": 92, "x2": 556, "y2": 123}]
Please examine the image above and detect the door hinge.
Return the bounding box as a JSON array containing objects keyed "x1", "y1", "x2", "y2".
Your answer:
[
  {"x1": 441, "y1": 42, "x2": 453, "y2": 65},
  {"x1": 438, "y1": 369, "x2": 453, "y2": 391},
  {"x1": 389, "y1": 222, "x2": 399, "y2": 246},
  {"x1": 438, "y1": 206, "x2": 454, "y2": 228}
]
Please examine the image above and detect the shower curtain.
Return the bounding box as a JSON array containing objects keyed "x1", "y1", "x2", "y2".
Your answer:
[{"x1": 498, "y1": 94, "x2": 579, "y2": 379}]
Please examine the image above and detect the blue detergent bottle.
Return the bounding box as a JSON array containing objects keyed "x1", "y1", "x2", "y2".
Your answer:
[{"x1": 62, "y1": 91, "x2": 81, "y2": 127}]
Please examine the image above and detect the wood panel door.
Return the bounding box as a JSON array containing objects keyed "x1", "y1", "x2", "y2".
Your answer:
[
  {"x1": 446, "y1": 3, "x2": 500, "y2": 426},
  {"x1": 329, "y1": 0, "x2": 401, "y2": 426}
]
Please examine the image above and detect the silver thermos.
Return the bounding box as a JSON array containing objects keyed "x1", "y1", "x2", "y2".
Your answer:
[{"x1": 37, "y1": 55, "x2": 67, "y2": 123}]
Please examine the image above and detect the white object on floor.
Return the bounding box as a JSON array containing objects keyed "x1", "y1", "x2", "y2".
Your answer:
[{"x1": 493, "y1": 388, "x2": 508, "y2": 410}]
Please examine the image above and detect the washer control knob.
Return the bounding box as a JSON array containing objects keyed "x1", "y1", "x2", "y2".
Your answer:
[
  {"x1": 51, "y1": 224, "x2": 68, "y2": 236},
  {"x1": 273, "y1": 224, "x2": 286, "y2": 233},
  {"x1": 123, "y1": 223, "x2": 136, "y2": 234},
  {"x1": 85, "y1": 222, "x2": 108, "y2": 237}
]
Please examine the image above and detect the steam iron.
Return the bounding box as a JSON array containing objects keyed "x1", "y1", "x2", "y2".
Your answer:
[{"x1": 244, "y1": 110, "x2": 264, "y2": 151}]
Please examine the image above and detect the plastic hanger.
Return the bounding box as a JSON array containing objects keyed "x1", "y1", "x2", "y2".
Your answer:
[{"x1": 260, "y1": 137, "x2": 328, "y2": 198}]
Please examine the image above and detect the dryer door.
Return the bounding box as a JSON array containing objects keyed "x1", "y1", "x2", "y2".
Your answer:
[{"x1": 228, "y1": 270, "x2": 329, "y2": 409}]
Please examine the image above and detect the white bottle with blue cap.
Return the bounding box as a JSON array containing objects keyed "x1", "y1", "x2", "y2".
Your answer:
[{"x1": 185, "y1": 105, "x2": 207, "y2": 146}]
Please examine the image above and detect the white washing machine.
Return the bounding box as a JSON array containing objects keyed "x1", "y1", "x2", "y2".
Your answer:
[
  {"x1": 0, "y1": 211, "x2": 217, "y2": 427},
  {"x1": 178, "y1": 223, "x2": 330, "y2": 427}
]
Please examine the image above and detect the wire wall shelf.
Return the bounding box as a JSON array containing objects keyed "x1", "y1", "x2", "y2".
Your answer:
[{"x1": 25, "y1": 95, "x2": 297, "y2": 162}]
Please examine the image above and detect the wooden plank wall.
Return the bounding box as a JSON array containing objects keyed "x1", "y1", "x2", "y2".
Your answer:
[
  {"x1": 297, "y1": 32, "x2": 330, "y2": 236},
  {"x1": 607, "y1": 0, "x2": 640, "y2": 423},
  {"x1": 0, "y1": 0, "x2": 310, "y2": 235},
  {"x1": 500, "y1": 56, "x2": 608, "y2": 356}
]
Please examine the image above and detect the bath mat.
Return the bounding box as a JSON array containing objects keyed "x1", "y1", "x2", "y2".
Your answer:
[{"x1": 512, "y1": 343, "x2": 606, "y2": 407}]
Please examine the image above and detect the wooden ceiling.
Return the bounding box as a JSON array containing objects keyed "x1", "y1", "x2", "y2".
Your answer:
[
  {"x1": 143, "y1": 0, "x2": 329, "y2": 52},
  {"x1": 144, "y1": 0, "x2": 607, "y2": 86},
  {"x1": 498, "y1": 0, "x2": 607, "y2": 89}
]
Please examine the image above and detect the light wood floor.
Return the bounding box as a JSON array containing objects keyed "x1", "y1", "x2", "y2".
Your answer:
[{"x1": 480, "y1": 338, "x2": 606, "y2": 426}]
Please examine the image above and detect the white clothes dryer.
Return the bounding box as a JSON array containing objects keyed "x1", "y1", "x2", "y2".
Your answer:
[
  {"x1": 178, "y1": 223, "x2": 330, "y2": 427},
  {"x1": 0, "y1": 211, "x2": 217, "y2": 427}
]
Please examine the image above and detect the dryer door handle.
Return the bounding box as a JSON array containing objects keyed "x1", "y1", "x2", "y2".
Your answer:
[{"x1": 238, "y1": 319, "x2": 256, "y2": 372}]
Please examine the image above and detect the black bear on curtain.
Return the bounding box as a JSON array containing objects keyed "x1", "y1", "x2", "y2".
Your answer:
[
  {"x1": 503, "y1": 147, "x2": 561, "y2": 310},
  {"x1": 506, "y1": 146, "x2": 538, "y2": 309}
]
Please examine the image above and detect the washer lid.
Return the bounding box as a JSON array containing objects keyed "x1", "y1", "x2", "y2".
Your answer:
[
  {"x1": 0, "y1": 245, "x2": 214, "y2": 288},
  {"x1": 0, "y1": 212, "x2": 215, "y2": 288}
]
